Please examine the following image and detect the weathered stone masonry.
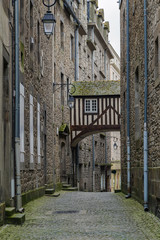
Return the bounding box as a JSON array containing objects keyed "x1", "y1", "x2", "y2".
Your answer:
[
  {"x1": 19, "y1": 0, "x2": 54, "y2": 193},
  {"x1": 120, "y1": 0, "x2": 160, "y2": 216}
]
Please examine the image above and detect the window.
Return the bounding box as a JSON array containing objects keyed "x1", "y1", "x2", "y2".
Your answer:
[
  {"x1": 85, "y1": 99, "x2": 97, "y2": 113},
  {"x1": 135, "y1": 67, "x2": 141, "y2": 140},
  {"x1": 30, "y1": 1, "x2": 34, "y2": 54},
  {"x1": 60, "y1": 21, "x2": 64, "y2": 49},
  {"x1": 79, "y1": 42, "x2": 81, "y2": 65},
  {"x1": 61, "y1": 73, "x2": 64, "y2": 105},
  {"x1": 37, "y1": 102, "x2": 41, "y2": 164},
  {"x1": 30, "y1": 94, "x2": 34, "y2": 165},
  {"x1": 87, "y1": 0, "x2": 90, "y2": 21},
  {"x1": 70, "y1": 34, "x2": 74, "y2": 60},
  {"x1": 54, "y1": 63, "x2": 56, "y2": 106},
  {"x1": 20, "y1": 84, "x2": 25, "y2": 163},
  {"x1": 20, "y1": 0, "x2": 24, "y2": 38},
  {"x1": 67, "y1": 78, "x2": 69, "y2": 104},
  {"x1": 37, "y1": 21, "x2": 40, "y2": 64},
  {"x1": 122, "y1": 10, "x2": 126, "y2": 72},
  {"x1": 155, "y1": 37, "x2": 159, "y2": 80}
]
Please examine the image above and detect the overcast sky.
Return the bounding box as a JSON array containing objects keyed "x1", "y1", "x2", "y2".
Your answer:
[{"x1": 98, "y1": 0, "x2": 120, "y2": 56}]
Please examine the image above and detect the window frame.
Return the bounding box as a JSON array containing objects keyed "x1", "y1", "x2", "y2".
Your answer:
[{"x1": 85, "y1": 99, "x2": 98, "y2": 114}]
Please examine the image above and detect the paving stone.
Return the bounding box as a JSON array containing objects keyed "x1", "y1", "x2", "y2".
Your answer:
[{"x1": 0, "y1": 192, "x2": 160, "y2": 239}]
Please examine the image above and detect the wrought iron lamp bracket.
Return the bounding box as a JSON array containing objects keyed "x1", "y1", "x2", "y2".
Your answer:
[{"x1": 53, "y1": 83, "x2": 76, "y2": 95}]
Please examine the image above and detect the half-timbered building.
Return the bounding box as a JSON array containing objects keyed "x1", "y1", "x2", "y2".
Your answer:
[{"x1": 70, "y1": 80, "x2": 120, "y2": 191}]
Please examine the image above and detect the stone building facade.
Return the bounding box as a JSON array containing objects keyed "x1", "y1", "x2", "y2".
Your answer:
[
  {"x1": 120, "y1": 0, "x2": 160, "y2": 215},
  {"x1": 0, "y1": 0, "x2": 14, "y2": 225},
  {"x1": 0, "y1": 0, "x2": 55, "y2": 224},
  {"x1": 52, "y1": 0, "x2": 116, "y2": 192},
  {"x1": 110, "y1": 44, "x2": 120, "y2": 81},
  {"x1": 74, "y1": 3, "x2": 114, "y2": 192},
  {"x1": 19, "y1": 0, "x2": 54, "y2": 193},
  {"x1": 0, "y1": 0, "x2": 120, "y2": 225},
  {"x1": 108, "y1": 45, "x2": 121, "y2": 192},
  {"x1": 53, "y1": 0, "x2": 87, "y2": 185}
]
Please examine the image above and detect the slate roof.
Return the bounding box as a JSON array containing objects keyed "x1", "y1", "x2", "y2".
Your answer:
[{"x1": 72, "y1": 80, "x2": 120, "y2": 96}]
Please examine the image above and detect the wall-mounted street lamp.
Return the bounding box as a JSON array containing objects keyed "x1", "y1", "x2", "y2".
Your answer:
[
  {"x1": 42, "y1": 0, "x2": 57, "y2": 38},
  {"x1": 68, "y1": 95, "x2": 75, "y2": 109},
  {"x1": 53, "y1": 82, "x2": 76, "y2": 108}
]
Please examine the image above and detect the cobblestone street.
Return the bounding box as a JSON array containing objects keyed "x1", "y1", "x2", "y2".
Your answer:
[{"x1": 0, "y1": 192, "x2": 160, "y2": 240}]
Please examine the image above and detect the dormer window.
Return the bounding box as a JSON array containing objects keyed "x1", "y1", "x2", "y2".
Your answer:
[{"x1": 85, "y1": 99, "x2": 97, "y2": 113}]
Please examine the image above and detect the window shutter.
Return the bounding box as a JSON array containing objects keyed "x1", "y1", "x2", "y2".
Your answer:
[
  {"x1": 20, "y1": 83, "x2": 25, "y2": 162},
  {"x1": 30, "y1": 94, "x2": 34, "y2": 163}
]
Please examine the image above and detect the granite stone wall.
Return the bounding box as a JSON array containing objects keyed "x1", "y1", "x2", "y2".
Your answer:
[
  {"x1": 19, "y1": 0, "x2": 54, "y2": 193},
  {"x1": 120, "y1": 0, "x2": 160, "y2": 215}
]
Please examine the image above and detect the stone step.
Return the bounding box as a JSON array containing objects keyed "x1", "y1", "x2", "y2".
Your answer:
[
  {"x1": 5, "y1": 207, "x2": 16, "y2": 217},
  {"x1": 46, "y1": 192, "x2": 60, "y2": 197},
  {"x1": 62, "y1": 184, "x2": 71, "y2": 189},
  {"x1": 52, "y1": 192, "x2": 60, "y2": 197},
  {"x1": 45, "y1": 189, "x2": 55, "y2": 195},
  {"x1": 62, "y1": 187, "x2": 78, "y2": 191},
  {"x1": 5, "y1": 213, "x2": 25, "y2": 225}
]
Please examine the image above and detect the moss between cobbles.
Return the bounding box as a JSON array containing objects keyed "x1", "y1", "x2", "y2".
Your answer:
[{"x1": 0, "y1": 203, "x2": 5, "y2": 226}]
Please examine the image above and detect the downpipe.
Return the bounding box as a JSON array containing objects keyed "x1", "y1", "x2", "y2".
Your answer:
[
  {"x1": 126, "y1": 137, "x2": 131, "y2": 198},
  {"x1": 126, "y1": 0, "x2": 131, "y2": 199},
  {"x1": 15, "y1": 0, "x2": 22, "y2": 211},
  {"x1": 15, "y1": 138, "x2": 22, "y2": 211},
  {"x1": 75, "y1": 26, "x2": 79, "y2": 81},
  {"x1": 76, "y1": 144, "x2": 79, "y2": 191},
  {"x1": 92, "y1": 135, "x2": 95, "y2": 192},
  {"x1": 144, "y1": 124, "x2": 148, "y2": 211},
  {"x1": 143, "y1": 0, "x2": 149, "y2": 211}
]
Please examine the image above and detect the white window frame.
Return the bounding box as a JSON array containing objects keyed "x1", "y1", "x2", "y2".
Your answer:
[
  {"x1": 30, "y1": 94, "x2": 34, "y2": 163},
  {"x1": 20, "y1": 83, "x2": 25, "y2": 162},
  {"x1": 37, "y1": 102, "x2": 41, "y2": 164},
  {"x1": 85, "y1": 99, "x2": 97, "y2": 113}
]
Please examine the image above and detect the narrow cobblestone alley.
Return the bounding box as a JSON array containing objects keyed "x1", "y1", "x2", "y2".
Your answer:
[{"x1": 0, "y1": 192, "x2": 160, "y2": 240}]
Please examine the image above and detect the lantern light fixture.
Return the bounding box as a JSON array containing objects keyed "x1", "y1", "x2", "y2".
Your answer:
[
  {"x1": 42, "y1": 0, "x2": 57, "y2": 38},
  {"x1": 68, "y1": 95, "x2": 75, "y2": 109}
]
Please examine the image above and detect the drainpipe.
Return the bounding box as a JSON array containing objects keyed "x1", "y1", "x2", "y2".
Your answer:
[
  {"x1": 75, "y1": 26, "x2": 79, "y2": 81},
  {"x1": 126, "y1": 0, "x2": 131, "y2": 198},
  {"x1": 92, "y1": 135, "x2": 95, "y2": 191},
  {"x1": 91, "y1": 51, "x2": 94, "y2": 81},
  {"x1": 105, "y1": 133, "x2": 107, "y2": 164},
  {"x1": 72, "y1": 148, "x2": 75, "y2": 187},
  {"x1": 15, "y1": 0, "x2": 22, "y2": 211},
  {"x1": 104, "y1": 50, "x2": 107, "y2": 80},
  {"x1": 105, "y1": 133, "x2": 107, "y2": 191},
  {"x1": 91, "y1": 26, "x2": 94, "y2": 81},
  {"x1": 143, "y1": 0, "x2": 148, "y2": 211},
  {"x1": 76, "y1": 144, "x2": 79, "y2": 190}
]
